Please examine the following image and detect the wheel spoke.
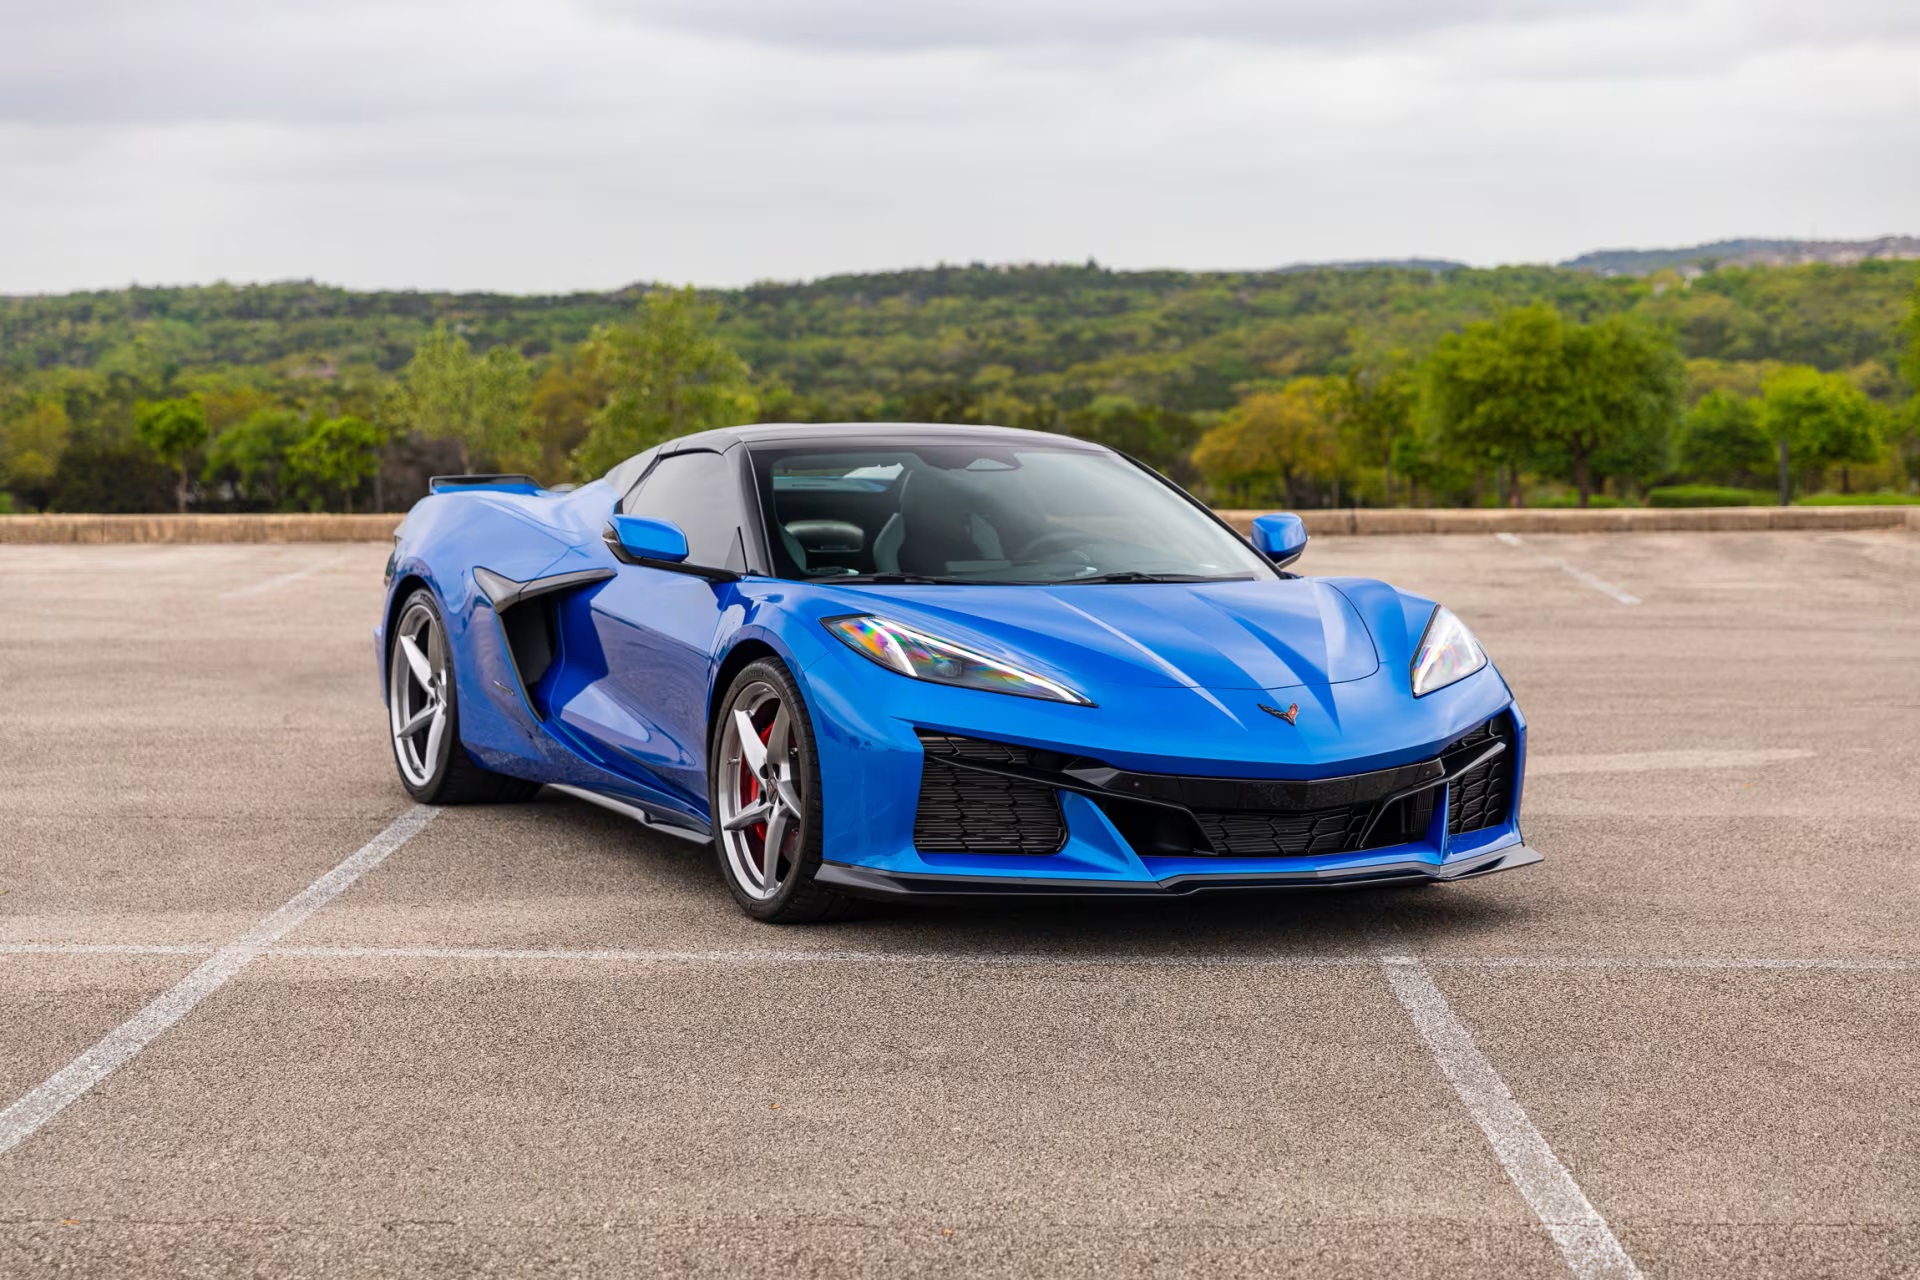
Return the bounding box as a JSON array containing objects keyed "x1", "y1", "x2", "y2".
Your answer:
[
  {"x1": 766, "y1": 707, "x2": 791, "y2": 762},
  {"x1": 423, "y1": 705, "x2": 446, "y2": 771},
  {"x1": 772, "y1": 770, "x2": 803, "y2": 820},
  {"x1": 761, "y1": 807, "x2": 789, "y2": 888},
  {"x1": 733, "y1": 709, "x2": 768, "y2": 774},
  {"x1": 395, "y1": 704, "x2": 436, "y2": 740},
  {"x1": 398, "y1": 634, "x2": 433, "y2": 688},
  {"x1": 723, "y1": 801, "x2": 773, "y2": 832}
]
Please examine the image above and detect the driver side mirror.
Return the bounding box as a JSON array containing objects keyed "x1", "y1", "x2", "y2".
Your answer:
[
  {"x1": 609, "y1": 514, "x2": 689, "y2": 563},
  {"x1": 1250, "y1": 513, "x2": 1308, "y2": 569},
  {"x1": 603, "y1": 516, "x2": 740, "y2": 583}
]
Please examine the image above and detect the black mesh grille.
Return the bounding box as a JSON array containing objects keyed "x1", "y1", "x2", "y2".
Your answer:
[
  {"x1": 1193, "y1": 807, "x2": 1370, "y2": 857},
  {"x1": 914, "y1": 735, "x2": 1066, "y2": 855},
  {"x1": 1446, "y1": 715, "x2": 1515, "y2": 835}
]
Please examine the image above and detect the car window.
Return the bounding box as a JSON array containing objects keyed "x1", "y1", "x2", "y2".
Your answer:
[
  {"x1": 750, "y1": 443, "x2": 1274, "y2": 584},
  {"x1": 625, "y1": 450, "x2": 745, "y2": 569}
]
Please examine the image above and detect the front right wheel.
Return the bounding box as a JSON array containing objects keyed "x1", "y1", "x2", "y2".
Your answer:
[{"x1": 709, "y1": 659, "x2": 853, "y2": 923}]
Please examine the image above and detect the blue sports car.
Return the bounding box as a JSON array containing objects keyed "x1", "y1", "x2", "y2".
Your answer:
[{"x1": 377, "y1": 423, "x2": 1538, "y2": 922}]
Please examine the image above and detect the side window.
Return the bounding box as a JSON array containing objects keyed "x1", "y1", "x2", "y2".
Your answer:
[{"x1": 625, "y1": 450, "x2": 745, "y2": 569}]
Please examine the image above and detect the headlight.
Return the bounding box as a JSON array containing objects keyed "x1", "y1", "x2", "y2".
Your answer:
[
  {"x1": 824, "y1": 615, "x2": 1093, "y2": 705},
  {"x1": 1410, "y1": 606, "x2": 1487, "y2": 697}
]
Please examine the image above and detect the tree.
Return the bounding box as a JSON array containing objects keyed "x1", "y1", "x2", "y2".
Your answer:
[
  {"x1": 571, "y1": 289, "x2": 758, "y2": 478},
  {"x1": 134, "y1": 397, "x2": 209, "y2": 514},
  {"x1": 1759, "y1": 367, "x2": 1879, "y2": 503},
  {"x1": 1191, "y1": 379, "x2": 1337, "y2": 507},
  {"x1": 284, "y1": 415, "x2": 383, "y2": 512},
  {"x1": 400, "y1": 323, "x2": 536, "y2": 474},
  {"x1": 204, "y1": 407, "x2": 306, "y2": 508},
  {"x1": 1427, "y1": 306, "x2": 1679, "y2": 507},
  {"x1": 0, "y1": 398, "x2": 71, "y2": 510},
  {"x1": 1327, "y1": 361, "x2": 1417, "y2": 505},
  {"x1": 1425, "y1": 306, "x2": 1562, "y2": 507},
  {"x1": 1676, "y1": 392, "x2": 1771, "y2": 486}
]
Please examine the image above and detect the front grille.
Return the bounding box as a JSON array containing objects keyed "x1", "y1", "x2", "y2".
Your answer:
[
  {"x1": 1446, "y1": 715, "x2": 1515, "y2": 835},
  {"x1": 1193, "y1": 807, "x2": 1369, "y2": 857},
  {"x1": 914, "y1": 734, "x2": 1066, "y2": 855}
]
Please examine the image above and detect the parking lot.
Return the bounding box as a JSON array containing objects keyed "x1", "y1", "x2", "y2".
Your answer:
[{"x1": 1, "y1": 530, "x2": 1915, "y2": 1279}]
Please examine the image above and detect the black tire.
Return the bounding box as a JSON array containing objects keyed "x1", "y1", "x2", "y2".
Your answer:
[
  {"x1": 387, "y1": 588, "x2": 542, "y2": 805},
  {"x1": 708, "y1": 658, "x2": 855, "y2": 923}
]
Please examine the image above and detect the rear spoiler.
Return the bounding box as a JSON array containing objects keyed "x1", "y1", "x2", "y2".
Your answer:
[{"x1": 429, "y1": 474, "x2": 543, "y2": 496}]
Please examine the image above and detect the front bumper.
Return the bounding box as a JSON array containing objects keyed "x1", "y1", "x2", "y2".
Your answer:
[{"x1": 818, "y1": 842, "x2": 1543, "y2": 900}]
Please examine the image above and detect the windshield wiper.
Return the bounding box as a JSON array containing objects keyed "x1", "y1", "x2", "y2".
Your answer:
[
  {"x1": 1055, "y1": 571, "x2": 1251, "y2": 585},
  {"x1": 824, "y1": 572, "x2": 958, "y2": 585}
]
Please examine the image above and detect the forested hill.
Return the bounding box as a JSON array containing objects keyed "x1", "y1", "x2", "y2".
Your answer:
[{"x1": 4, "y1": 259, "x2": 1914, "y2": 420}]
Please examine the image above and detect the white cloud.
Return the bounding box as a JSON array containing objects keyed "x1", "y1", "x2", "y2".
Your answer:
[{"x1": 0, "y1": 0, "x2": 1915, "y2": 292}]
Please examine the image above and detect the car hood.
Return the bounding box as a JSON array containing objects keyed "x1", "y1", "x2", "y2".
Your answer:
[{"x1": 822, "y1": 578, "x2": 1381, "y2": 691}]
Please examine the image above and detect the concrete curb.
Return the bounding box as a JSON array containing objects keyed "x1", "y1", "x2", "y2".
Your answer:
[
  {"x1": 1, "y1": 507, "x2": 1914, "y2": 544},
  {"x1": 1215, "y1": 506, "x2": 1920, "y2": 536},
  {"x1": 0, "y1": 514, "x2": 403, "y2": 544}
]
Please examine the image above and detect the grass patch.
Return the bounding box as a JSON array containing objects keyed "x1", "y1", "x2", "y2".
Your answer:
[
  {"x1": 1792, "y1": 492, "x2": 1920, "y2": 506},
  {"x1": 1647, "y1": 485, "x2": 1771, "y2": 507}
]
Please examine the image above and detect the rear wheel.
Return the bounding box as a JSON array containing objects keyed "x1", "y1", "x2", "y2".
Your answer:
[
  {"x1": 710, "y1": 659, "x2": 853, "y2": 923},
  {"x1": 387, "y1": 589, "x2": 541, "y2": 805}
]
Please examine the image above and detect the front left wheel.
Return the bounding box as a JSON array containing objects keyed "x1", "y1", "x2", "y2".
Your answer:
[
  {"x1": 710, "y1": 659, "x2": 854, "y2": 923},
  {"x1": 387, "y1": 588, "x2": 541, "y2": 805}
]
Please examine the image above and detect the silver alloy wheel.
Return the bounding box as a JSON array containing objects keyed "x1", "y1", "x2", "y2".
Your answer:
[
  {"x1": 388, "y1": 601, "x2": 450, "y2": 788},
  {"x1": 716, "y1": 681, "x2": 805, "y2": 901}
]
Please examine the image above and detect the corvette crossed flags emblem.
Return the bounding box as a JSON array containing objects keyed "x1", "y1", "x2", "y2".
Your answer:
[{"x1": 1258, "y1": 702, "x2": 1301, "y2": 725}]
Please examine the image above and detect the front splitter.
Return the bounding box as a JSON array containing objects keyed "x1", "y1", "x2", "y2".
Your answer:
[{"x1": 815, "y1": 844, "x2": 1542, "y2": 902}]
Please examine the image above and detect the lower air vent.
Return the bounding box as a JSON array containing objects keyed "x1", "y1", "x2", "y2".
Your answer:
[
  {"x1": 1446, "y1": 715, "x2": 1516, "y2": 835},
  {"x1": 1193, "y1": 807, "x2": 1368, "y2": 857},
  {"x1": 913, "y1": 734, "x2": 1067, "y2": 855}
]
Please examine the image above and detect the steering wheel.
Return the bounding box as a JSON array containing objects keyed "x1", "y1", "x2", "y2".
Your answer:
[{"x1": 1015, "y1": 529, "x2": 1094, "y2": 561}]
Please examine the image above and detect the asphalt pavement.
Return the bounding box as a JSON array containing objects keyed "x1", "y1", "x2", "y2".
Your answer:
[{"x1": 0, "y1": 531, "x2": 1915, "y2": 1279}]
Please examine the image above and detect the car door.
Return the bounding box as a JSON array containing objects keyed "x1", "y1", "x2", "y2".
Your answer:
[{"x1": 568, "y1": 447, "x2": 749, "y2": 814}]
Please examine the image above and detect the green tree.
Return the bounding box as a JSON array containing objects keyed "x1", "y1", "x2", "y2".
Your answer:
[
  {"x1": 1191, "y1": 379, "x2": 1338, "y2": 507},
  {"x1": 1561, "y1": 316, "x2": 1683, "y2": 502},
  {"x1": 400, "y1": 323, "x2": 536, "y2": 474},
  {"x1": 1676, "y1": 392, "x2": 1771, "y2": 486},
  {"x1": 204, "y1": 407, "x2": 306, "y2": 508},
  {"x1": 134, "y1": 397, "x2": 210, "y2": 514},
  {"x1": 1327, "y1": 361, "x2": 1417, "y2": 505},
  {"x1": 572, "y1": 289, "x2": 758, "y2": 478},
  {"x1": 285, "y1": 415, "x2": 383, "y2": 512},
  {"x1": 1759, "y1": 367, "x2": 1879, "y2": 502},
  {"x1": 0, "y1": 398, "x2": 72, "y2": 509},
  {"x1": 1425, "y1": 306, "x2": 1562, "y2": 507}
]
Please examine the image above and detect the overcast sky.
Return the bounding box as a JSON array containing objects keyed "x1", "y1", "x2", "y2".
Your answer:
[{"x1": 1, "y1": 0, "x2": 1916, "y2": 294}]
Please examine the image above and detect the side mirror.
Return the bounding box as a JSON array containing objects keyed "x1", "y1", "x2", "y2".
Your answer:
[
  {"x1": 603, "y1": 516, "x2": 740, "y2": 584},
  {"x1": 609, "y1": 515, "x2": 689, "y2": 563},
  {"x1": 1250, "y1": 513, "x2": 1308, "y2": 569}
]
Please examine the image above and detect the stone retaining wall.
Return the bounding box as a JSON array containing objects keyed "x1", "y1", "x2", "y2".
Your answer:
[{"x1": 1, "y1": 506, "x2": 1915, "y2": 544}]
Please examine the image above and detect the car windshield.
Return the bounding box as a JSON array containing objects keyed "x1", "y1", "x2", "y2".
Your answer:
[{"x1": 750, "y1": 442, "x2": 1275, "y2": 585}]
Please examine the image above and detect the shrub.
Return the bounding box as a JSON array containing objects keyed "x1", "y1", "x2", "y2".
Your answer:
[
  {"x1": 1792, "y1": 492, "x2": 1920, "y2": 505},
  {"x1": 1530, "y1": 492, "x2": 1635, "y2": 509},
  {"x1": 1647, "y1": 485, "x2": 1771, "y2": 507}
]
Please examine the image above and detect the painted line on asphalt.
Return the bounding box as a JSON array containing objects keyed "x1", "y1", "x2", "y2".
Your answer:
[
  {"x1": 1494, "y1": 532, "x2": 1641, "y2": 605},
  {"x1": 5, "y1": 941, "x2": 1916, "y2": 972},
  {"x1": 0, "y1": 805, "x2": 435, "y2": 1159},
  {"x1": 220, "y1": 555, "x2": 344, "y2": 599},
  {"x1": 1382, "y1": 955, "x2": 1643, "y2": 1280},
  {"x1": 1530, "y1": 747, "x2": 1816, "y2": 776}
]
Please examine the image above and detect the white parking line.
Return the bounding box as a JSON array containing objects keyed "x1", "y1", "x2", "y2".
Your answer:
[
  {"x1": 219, "y1": 555, "x2": 343, "y2": 599},
  {"x1": 1530, "y1": 748, "x2": 1816, "y2": 775},
  {"x1": 1383, "y1": 956, "x2": 1643, "y2": 1280},
  {"x1": 1494, "y1": 532, "x2": 1641, "y2": 605},
  {"x1": 0, "y1": 806, "x2": 434, "y2": 1159}
]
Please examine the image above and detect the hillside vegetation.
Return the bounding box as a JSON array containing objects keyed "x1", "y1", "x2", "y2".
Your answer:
[{"x1": 1, "y1": 259, "x2": 1915, "y2": 514}]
